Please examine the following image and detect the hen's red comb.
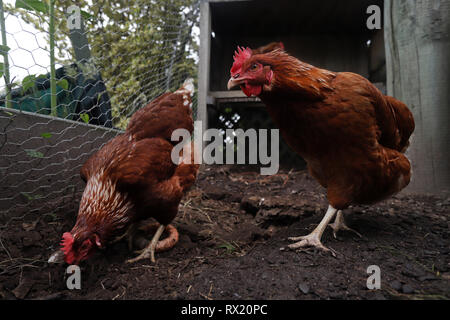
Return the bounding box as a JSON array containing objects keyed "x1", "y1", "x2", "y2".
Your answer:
[
  {"x1": 60, "y1": 232, "x2": 74, "y2": 255},
  {"x1": 231, "y1": 46, "x2": 252, "y2": 74}
]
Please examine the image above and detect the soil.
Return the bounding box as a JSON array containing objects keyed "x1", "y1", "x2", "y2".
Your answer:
[{"x1": 0, "y1": 166, "x2": 449, "y2": 300}]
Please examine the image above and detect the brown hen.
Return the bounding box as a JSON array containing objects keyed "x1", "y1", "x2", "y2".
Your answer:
[
  {"x1": 228, "y1": 47, "x2": 414, "y2": 254},
  {"x1": 53, "y1": 79, "x2": 198, "y2": 265}
]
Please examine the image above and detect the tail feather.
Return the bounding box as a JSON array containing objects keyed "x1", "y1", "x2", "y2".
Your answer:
[
  {"x1": 175, "y1": 78, "x2": 195, "y2": 97},
  {"x1": 385, "y1": 96, "x2": 415, "y2": 153}
]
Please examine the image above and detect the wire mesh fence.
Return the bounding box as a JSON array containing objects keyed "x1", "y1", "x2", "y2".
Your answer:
[{"x1": 0, "y1": 0, "x2": 200, "y2": 225}]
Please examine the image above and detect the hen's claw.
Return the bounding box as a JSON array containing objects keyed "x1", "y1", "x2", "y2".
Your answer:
[
  {"x1": 285, "y1": 205, "x2": 339, "y2": 257},
  {"x1": 126, "y1": 224, "x2": 179, "y2": 264},
  {"x1": 288, "y1": 233, "x2": 337, "y2": 257},
  {"x1": 126, "y1": 224, "x2": 165, "y2": 264},
  {"x1": 328, "y1": 211, "x2": 362, "y2": 239}
]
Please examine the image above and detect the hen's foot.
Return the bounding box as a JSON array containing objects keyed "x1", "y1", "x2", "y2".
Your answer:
[
  {"x1": 286, "y1": 205, "x2": 338, "y2": 257},
  {"x1": 126, "y1": 224, "x2": 179, "y2": 264},
  {"x1": 288, "y1": 233, "x2": 337, "y2": 257},
  {"x1": 328, "y1": 211, "x2": 362, "y2": 239}
]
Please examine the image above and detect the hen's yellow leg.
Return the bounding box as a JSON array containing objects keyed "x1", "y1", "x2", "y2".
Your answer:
[
  {"x1": 288, "y1": 205, "x2": 338, "y2": 256},
  {"x1": 328, "y1": 210, "x2": 362, "y2": 238},
  {"x1": 126, "y1": 224, "x2": 165, "y2": 264}
]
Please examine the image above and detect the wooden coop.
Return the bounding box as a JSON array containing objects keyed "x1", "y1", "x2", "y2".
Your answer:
[{"x1": 198, "y1": 0, "x2": 385, "y2": 167}]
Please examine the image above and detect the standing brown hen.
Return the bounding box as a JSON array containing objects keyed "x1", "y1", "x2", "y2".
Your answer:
[
  {"x1": 227, "y1": 47, "x2": 414, "y2": 254},
  {"x1": 52, "y1": 79, "x2": 198, "y2": 265}
]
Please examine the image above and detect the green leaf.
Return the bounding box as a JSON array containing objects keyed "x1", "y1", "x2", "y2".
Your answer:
[
  {"x1": 22, "y1": 74, "x2": 37, "y2": 93},
  {"x1": 15, "y1": 0, "x2": 49, "y2": 14},
  {"x1": 3, "y1": 111, "x2": 14, "y2": 116},
  {"x1": 42, "y1": 212, "x2": 57, "y2": 221},
  {"x1": 0, "y1": 62, "x2": 4, "y2": 78},
  {"x1": 0, "y1": 45, "x2": 10, "y2": 54},
  {"x1": 80, "y1": 10, "x2": 94, "y2": 20},
  {"x1": 56, "y1": 78, "x2": 69, "y2": 90},
  {"x1": 40, "y1": 132, "x2": 52, "y2": 138},
  {"x1": 20, "y1": 192, "x2": 43, "y2": 201},
  {"x1": 217, "y1": 242, "x2": 235, "y2": 253},
  {"x1": 25, "y1": 149, "x2": 44, "y2": 158},
  {"x1": 80, "y1": 113, "x2": 89, "y2": 124},
  {"x1": 20, "y1": 192, "x2": 34, "y2": 201}
]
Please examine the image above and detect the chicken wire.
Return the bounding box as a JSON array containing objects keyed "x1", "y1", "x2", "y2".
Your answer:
[{"x1": 0, "y1": 0, "x2": 200, "y2": 227}]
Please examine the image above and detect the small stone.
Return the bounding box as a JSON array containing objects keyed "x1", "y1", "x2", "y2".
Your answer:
[
  {"x1": 418, "y1": 275, "x2": 437, "y2": 282},
  {"x1": 205, "y1": 187, "x2": 227, "y2": 200},
  {"x1": 103, "y1": 279, "x2": 118, "y2": 290},
  {"x1": 22, "y1": 220, "x2": 38, "y2": 232},
  {"x1": 12, "y1": 278, "x2": 34, "y2": 299},
  {"x1": 37, "y1": 292, "x2": 65, "y2": 300},
  {"x1": 329, "y1": 292, "x2": 343, "y2": 299},
  {"x1": 240, "y1": 196, "x2": 260, "y2": 215},
  {"x1": 298, "y1": 283, "x2": 310, "y2": 294},
  {"x1": 401, "y1": 284, "x2": 414, "y2": 294},
  {"x1": 22, "y1": 232, "x2": 42, "y2": 247},
  {"x1": 390, "y1": 280, "x2": 402, "y2": 291},
  {"x1": 373, "y1": 292, "x2": 387, "y2": 300},
  {"x1": 402, "y1": 263, "x2": 426, "y2": 278}
]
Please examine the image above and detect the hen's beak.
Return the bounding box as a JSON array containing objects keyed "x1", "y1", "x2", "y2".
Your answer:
[
  {"x1": 48, "y1": 249, "x2": 65, "y2": 264},
  {"x1": 227, "y1": 77, "x2": 245, "y2": 90}
]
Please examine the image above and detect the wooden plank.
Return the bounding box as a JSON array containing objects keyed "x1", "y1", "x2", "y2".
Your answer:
[
  {"x1": 209, "y1": 91, "x2": 261, "y2": 104},
  {"x1": 384, "y1": 0, "x2": 450, "y2": 192},
  {"x1": 209, "y1": 91, "x2": 249, "y2": 99},
  {"x1": 198, "y1": 0, "x2": 211, "y2": 137}
]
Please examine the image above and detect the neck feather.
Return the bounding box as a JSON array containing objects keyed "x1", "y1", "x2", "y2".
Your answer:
[
  {"x1": 258, "y1": 51, "x2": 336, "y2": 100},
  {"x1": 73, "y1": 170, "x2": 133, "y2": 241}
]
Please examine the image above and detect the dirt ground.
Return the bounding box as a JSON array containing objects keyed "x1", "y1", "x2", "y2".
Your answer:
[{"x1": 0, "y1": 166, "x2": 449, "y2": 300}]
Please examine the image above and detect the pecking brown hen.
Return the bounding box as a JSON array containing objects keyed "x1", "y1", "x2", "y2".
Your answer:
[
  {"x1": 227, "y1": 47, "x2": 415, "y2": 254},
  {"x1": 51, "y1": 79, "x2": 198, "y2": 265}
]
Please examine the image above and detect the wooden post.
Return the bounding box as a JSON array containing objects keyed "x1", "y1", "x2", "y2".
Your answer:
[
  {"x1": 198, "y1": 0, "x2": 211, "y2": 146},
  {"x1": 67, "y1": 13, "x2": 92, "y2": 63},
  {"x1": 49, "y1": 0, "x2": 57, "y2": 116},
  {"x1": 0, "y1": 0, "x2": 11, "y2": 108},
  {"x1": 384, "y1": 0, "x2": 450, "y2": 193}
]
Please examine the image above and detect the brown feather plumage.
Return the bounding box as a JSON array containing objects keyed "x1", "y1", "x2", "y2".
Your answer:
[
  {"x1": 63, "y1": 82, "x2": 198, "y2": 264},
  {"x1": 233, "y1": 49, "x2": 415, "y2": 210}
]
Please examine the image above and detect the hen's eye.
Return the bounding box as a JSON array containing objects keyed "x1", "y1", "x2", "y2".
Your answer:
[{"x1": 251, "y1": 63, "x2": 258, "y2": 70}]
